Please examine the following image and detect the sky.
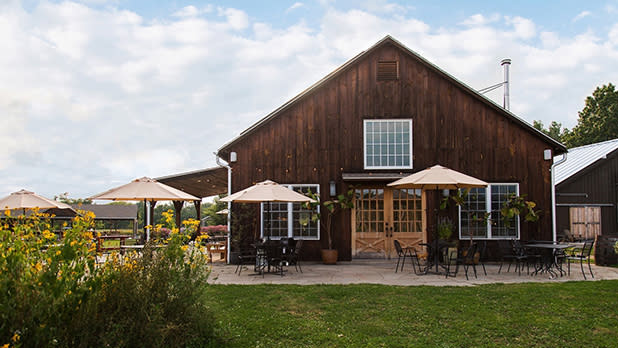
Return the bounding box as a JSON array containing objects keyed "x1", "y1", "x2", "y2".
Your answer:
[{"x1": 1, "y1": 0, "x2": 618, "y2": 200}]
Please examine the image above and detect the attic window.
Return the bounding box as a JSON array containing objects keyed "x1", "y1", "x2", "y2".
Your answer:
[{"x1": 377, "y1": 60, "x2": 399, "y2": 81}]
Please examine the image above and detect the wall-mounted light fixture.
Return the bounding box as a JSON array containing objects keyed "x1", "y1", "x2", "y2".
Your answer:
[
  {"x1": 442, "y1": 189, "x2": 450, "y2": 197},
  {"x1": 543, "y1": 149, "x2": 552, "y2": 161},
  {"x1": 329, "y1": 181, "x2": 337, "y2": 197}
]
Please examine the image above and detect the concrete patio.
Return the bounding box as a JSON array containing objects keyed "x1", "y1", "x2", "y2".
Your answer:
[{"x1": 207, "y1": 259, "x2": 618, "y2": 286}]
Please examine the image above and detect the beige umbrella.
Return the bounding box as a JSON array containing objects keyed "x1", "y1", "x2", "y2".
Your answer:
[
  {"x1": 388, "y1": 165, "x2": 487, "y2": 274},
  {"x1": 221, "y1": 180, "x2": 316, "y2": 204},
  {"x1": 221, "y1": 180, "x2": 315, "y2": 240},
  {"x1": 90, "y1": 177, "x2": 200, "y2": 241},
  {"x1": 90, "y1": 177, "x2": 199, "y2": 202},
  {"x1": 387, "y1": 165, "x2": 488, "y2": 189},
  {"x1": 0, "y1": 189, "x2": 75, "y2": 214}
]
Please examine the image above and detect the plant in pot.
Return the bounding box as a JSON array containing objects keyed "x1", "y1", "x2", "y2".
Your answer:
[
  {"x1": 304, "y1": 188, "x2": 354, "y2": 264},
  {"x1": 500, "y1": 193, "x2": 541, "y2": 239},
  {"x1": 437, "y1": 216, "x2": 454, "y2": 241}
]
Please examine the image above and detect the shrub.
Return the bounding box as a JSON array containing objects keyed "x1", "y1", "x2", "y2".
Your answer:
[
  {"x1": 68, "y1": 232, "x2": 214, "y2": 347},
  {"x1": 0, "y1": 209, "x2": 218, "y2": 348},
  {"x1": 0, "y1": 210, "x2": 98, "y2": 347}
]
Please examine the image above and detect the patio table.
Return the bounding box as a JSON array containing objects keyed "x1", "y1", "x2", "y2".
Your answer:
[
  {"x1": 419, "y1": 240, "x2": 453, "y2": 274},
  {"x1": 525, "y1": 243, "x2": 571, "y2": 279},
  {"x1": 251, "y1": 242, "x2": 286, "y2": 276}
]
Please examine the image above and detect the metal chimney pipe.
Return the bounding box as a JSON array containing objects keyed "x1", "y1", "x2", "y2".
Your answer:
[{"x1": 501, "y1": 58, "x2": 511, "y2": 110}]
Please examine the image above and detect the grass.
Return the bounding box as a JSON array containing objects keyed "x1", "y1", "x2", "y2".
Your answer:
[{"x1": 204, "y1": 281, "x2": 618, "y2": 347}]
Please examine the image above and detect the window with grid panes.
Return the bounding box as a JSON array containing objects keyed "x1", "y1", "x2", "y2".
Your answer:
[
  {"x1": 393, "y1": 189, "x2": 423, "y2": 232},
  {"x1": 261, "y1": 184, "x2": 319, "y2": 239},
  {"x1": 364, "y1": 119, "x2": 412, "y2": 169},
  {"x1": 354, "y1": 189, "x2": 385, "y2": 233},
  {"x1": 459, "y1": 184, "x2": 519, "y2": 239}
]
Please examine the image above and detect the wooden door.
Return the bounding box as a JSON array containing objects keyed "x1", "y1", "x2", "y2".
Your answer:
[
  {"x1": 352, "y1": 187, "x2": 426, "y2": 258},
  {"x1": 570, "y1": 206, "x2": 601, "y2": 239},
  {"x1": 390, "y1": 188, "x2": 426, "y2": 257}
]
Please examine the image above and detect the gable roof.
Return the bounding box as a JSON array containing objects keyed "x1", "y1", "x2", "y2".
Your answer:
[
  {"x1": 554, "y1": 138, "x2": 618, "y2": 185},
  {"x1": 218, "y1": 35, "x2": 566, "y2": 155}
]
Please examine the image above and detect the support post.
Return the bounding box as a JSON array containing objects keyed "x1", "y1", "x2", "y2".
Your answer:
[{"x1": 173, "y1": 200, "x2": 184, "y2": 229}]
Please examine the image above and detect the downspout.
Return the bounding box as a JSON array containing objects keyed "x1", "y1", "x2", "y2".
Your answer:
[
  {"x1": 215, "y1": 152, "x2": 232, "y2": 264},
  {"x1": 551, "y1": 152, "x2": 567, "y2": 242}
]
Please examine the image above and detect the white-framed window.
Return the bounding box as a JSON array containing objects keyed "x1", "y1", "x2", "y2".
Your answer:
[
  {"x1": 261, "y1": 184, "x2": 320, "y2": 240},
  {"x1": 364, "y1": 119, "x2": 413, "y2": 169},
  {"x1": 459, "y1": 183, "x2": 519, "y2": 240}
]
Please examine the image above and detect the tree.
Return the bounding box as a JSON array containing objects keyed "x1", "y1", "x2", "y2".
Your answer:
[
  {"x1": 532, "y1": 120, "x2": 570, "y2": 143},
  {"x1": 54, "y1": 192, "x2": 92, "y2": 205},
  {"x1": 563, "y1": 83, "x2": 618, "y2": 148}
]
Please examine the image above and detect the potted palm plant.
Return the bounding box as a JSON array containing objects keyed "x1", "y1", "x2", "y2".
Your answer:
[{"x1": 304, "y1": 188, "x2": 354, "y2": 264}]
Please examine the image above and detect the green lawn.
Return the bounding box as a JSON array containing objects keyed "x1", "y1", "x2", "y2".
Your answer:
[{"x1": 205, "y1": 281, "x2": 618, "y2": 347}]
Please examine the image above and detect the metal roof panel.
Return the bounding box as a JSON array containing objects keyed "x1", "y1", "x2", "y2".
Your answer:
[{"x1": 554, "y1": 138, "x2": 618, "y2": 184}]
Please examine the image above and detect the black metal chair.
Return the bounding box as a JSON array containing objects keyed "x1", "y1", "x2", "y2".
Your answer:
[
  {"x1": 285, "y1": 239, "x2": 303, "y2": 273},
  {"x1": 567, "y1": 239, "x2": 595, "y2": 280},
  {"x1": 514, "y1": 240, "x2": 541, "y2": 275},
  {"x1": 477, "y1": 240, "x2": 488, "y2": 276},
  {"x1": 445, "y1": 243, "x2": 478, "y2": 280},
  {"x1": 235, "y1": 248, "x2": 257, "y2": 275},
  {"x1": 393, "y1": 240, "x2": 421, "y2": 274},
  {"x1": 264, "y1": 240, "x2": 285, "y2": 276},
  {"x1": 498, "y1": 240, "x2": 531, "y2": 275}
]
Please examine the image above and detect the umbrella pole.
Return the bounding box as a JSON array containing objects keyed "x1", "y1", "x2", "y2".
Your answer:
[{"x1": 266, "y1": 202, "x2": 271, "y2": 240}]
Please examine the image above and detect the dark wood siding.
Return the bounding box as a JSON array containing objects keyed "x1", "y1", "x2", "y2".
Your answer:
[
  {"x1": 556, "y1": 149, "x2": 618, "y2": 236},
  {"x1": 221, "y1": 39, "x2": 559, "y2": 260}
]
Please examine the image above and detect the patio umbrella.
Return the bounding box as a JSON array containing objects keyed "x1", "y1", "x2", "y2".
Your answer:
[
  {"x1": 387, "y1": 165, "x2": 488, "y2": 189},
  {"x1": 388, "y1": 165, "x2": 488, "y2": 273},
  {"x1": 221, "y1": 180, "x2": 315, "y2": 238},
  {"x1": 90, "y1": 177, "x2": 200, "y2": 241},
  {"x1": 0, "y1": 189, "x2": 75, "y2": 215}
]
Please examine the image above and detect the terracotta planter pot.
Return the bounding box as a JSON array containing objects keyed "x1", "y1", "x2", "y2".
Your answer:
[{"x1": 321, "y1": 249, "x2": 338, "y2": 264}]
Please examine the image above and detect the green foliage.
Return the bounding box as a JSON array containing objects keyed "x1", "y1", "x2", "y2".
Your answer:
[
  {"x1": 437, "y1": 217, "x2": 454, "y2": 240},
  {"x1": 230, "y1": 204, "x2": 258, "y2": 249},
  {"x1": 0, "y1": 209, "x2": 218, "y2": 348},
  {"x1": 533, "y1": 120, "x2": 571, "y2": 143},
  {"x1": 0, "y1": 210, "x2": 99, "y2": 347},
  {"x1": 54, "y1": 193, "x2": 93, "y2": 205},
  {"x1": 439, "y1": 189, "x2": 468, "y2": 210},
  {"x1": 202, "y1": 196, "x2": 228, "y2": 226},
  {"x1": 564, "y1": 83, "x2": 618, "y2": 148},
  {"x1": 500, "y1": 194, "x2": 540, "y2": 226},
  {"x1": 304, "y1": 189, "x2": 354, "y2": 250},
  {"x1": 69, "y1": 232, "x2": 214, "y2": 348},
  {"x1": 537, "y1": 83, "x2": 618, "y2": 148}
]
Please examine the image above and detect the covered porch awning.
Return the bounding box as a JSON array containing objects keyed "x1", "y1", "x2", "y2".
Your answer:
[{"x1": 157, "y1": 167, "x2": 228, "y2": 198}]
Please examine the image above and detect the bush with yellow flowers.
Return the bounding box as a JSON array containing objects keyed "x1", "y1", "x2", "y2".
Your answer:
[{"x1": 1, "y1": 209, "x2": 218, "y2": 348}]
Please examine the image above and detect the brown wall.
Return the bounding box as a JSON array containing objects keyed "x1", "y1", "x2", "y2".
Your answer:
[
  {"x1": 556, "y1": 149, "x2": 618, "y2": 236},
  {"x1": 221, "y1": 40, "x2": 558, "y2": 260}
]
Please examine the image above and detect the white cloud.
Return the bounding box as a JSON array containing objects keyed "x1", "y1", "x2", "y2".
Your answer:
[
  {"x1": 609, "y1": 23, "x2": 618, "y2": 46},
  {"x1": 460, "y1": 13, "x2": 501, "y2": 27},
  {"x1": 505, "y1": 16, "x2": 536, "y2": 40},
  {"x1": 572, "y1": 10, "x2": 591, "y2": 22},
  {"x1": 1, "y1": 2, "x2": 617, "y2": 198},
  {"x1": 361, "y1": 0, "x2": 407, "y2": 15},
  {"x1": 286, "y1": 2, "x2": 304, "y2": 13},
  {"x1": 172, "y1": 5, "x2": 214, "y2": 18},
  {"x1": 218, "y1": 7, "x2": 249, "y2": 31}
]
